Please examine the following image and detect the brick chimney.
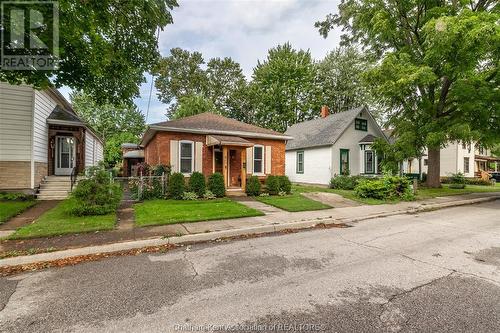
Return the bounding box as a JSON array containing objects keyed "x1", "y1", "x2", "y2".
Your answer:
[{"x1": 320, "y1": 105, "x2": 329, "y2": 118}]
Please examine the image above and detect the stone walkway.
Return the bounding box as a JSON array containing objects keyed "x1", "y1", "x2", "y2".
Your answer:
[
  {"x1": 231, "y1": 196, "x2": 284, "y2": 214},
  {"x1": 301, "y1": 192, "x2": 360, "y2": 208}
]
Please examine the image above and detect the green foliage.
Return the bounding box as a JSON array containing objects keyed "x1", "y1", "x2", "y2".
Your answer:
[
  {"x1": 155, "y1": 48, "x2": 246, "y2": 119},
  {"x1": 1, "y1": 1, "x2": 178, "y2": 104},
  {"x1": 265, "y1": 175, "x2": 280, "y2": 195},
  {"x1": 70, "y1": 169, "x2": 122, "y2": 216},
  {"x1": 188, "y1": 172, "x2": 206, "y2": 197},
  {"x1": 173, "y1": 95, "x2": 217, "y2": 119},
  {"x1": 251, "y1": 43, "x2": 321, "y2": 132},
  {"x1": 449, "y1": 172, "x2": 466, "y2": 185},
  {"x1": 317, "y1": 1, "x2": 500, "y2": 187},
  {"x1": 246, "y1": 176, "x2": 262, "y2": 196},
  {"x1": 203, "y1": 190, "x2": 216, "y2": 200},
  {"x1": 207, "y1": 173, "x2": 226, "y2": 198},
  {"x1": 168, "y1": 173, "x2": 186, "y2": 200},
  {"x1": 329, "y1": 175, "x2": 363, "y2": 190},
  {"x1": 0, "y1": 192, "x2": 33, "y2": 201},
  {"x1": 71, "y1": 92, "x2": 145, "y2": 166},
  {"x1": 265, "y1": 175, "x2": 292, "y2": 195},
  {"x1": 317, "y1": 46, "x2": 378, "y2": 116},
  {"x1": 182, "y1": 192, "x2": 199, "y2": 201},
  {"x1": 355, "y1": 174, "x2": 414, "y2": 201}
]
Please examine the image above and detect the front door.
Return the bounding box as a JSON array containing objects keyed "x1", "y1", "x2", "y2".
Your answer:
[
  {"x1": 55, "y1": 136, "x2": 76, "y2": 175},
  {"x1": 340, "y1": 149, "x2": 350, "y2": 175}
]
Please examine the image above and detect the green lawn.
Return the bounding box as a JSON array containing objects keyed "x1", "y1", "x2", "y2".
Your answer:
[
  {"x1": 417, "y1": 183, "x2": 500, "y2": 199},
  {"x1": 0, "y1": 201, "x2": 36, "y2": 224},
  {"x1": 134, "y1": 199, "x2": 264, "y2": 227},
  {"x1": 256, "y1": 193, "x2": 332, "y2": 212},
  {"x1": 9, "y1": 199, "x2": 116, "y2": 239},
  {"x1": 292, "y1": 183, "x2": 500, "y2": 205}
]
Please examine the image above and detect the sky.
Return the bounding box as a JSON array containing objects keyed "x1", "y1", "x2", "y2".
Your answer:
[{"x1": 61, "y1": 0, "x2": 341, "y2": 124}]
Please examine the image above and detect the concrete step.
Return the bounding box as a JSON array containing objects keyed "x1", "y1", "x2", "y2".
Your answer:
[
  {"x1": 37, "y1": 195, "x2": 68, "y2": 200},
  {"x1": 40, "y1": 183, "x2": 71, "y2": 189}
]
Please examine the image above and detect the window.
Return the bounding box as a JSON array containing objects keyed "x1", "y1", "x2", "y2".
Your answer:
[
  {"x1": 179, "y1": 141, "x2": 194, "y2": 174},
  {"x1": 464, "y1": 157, "x2": 470, "y2": 174},
  {"x1": 479, "y1": 146, "x2": 485, "y2": 155},
  {"x1": 424, "y1": 159, "x2": 428, "y2": 166},
  {"x1": 355, "y1": 118, "x2": 368, "y2": 131},
  {"x1": 253, "y1": 145, "x2": 264, "y2": 174},
  {"x1": 364, "y1": 150, "x2": 375, "y2": 174},
  {"x1": 296, "y1": 151, "x2": 304, "y2": 174}
]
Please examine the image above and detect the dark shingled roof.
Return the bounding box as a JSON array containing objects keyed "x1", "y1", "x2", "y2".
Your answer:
[
  {"x1": 359, "y1": 134, "x2": 378, "y2": 143},
  {"x1": 151, "y1": 112, "x2": 287, "y2": 137},
  {"x1": 47, "y1": 105, "x2": 84, "y2": 124},
  {"x1": 285, "y1": 107, "x2": 365, "y2": 150}
]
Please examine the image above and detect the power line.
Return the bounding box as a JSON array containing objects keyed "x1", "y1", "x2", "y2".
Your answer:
[{"x1": 145, "y1": 27, "x2": 161, "y2": 123}]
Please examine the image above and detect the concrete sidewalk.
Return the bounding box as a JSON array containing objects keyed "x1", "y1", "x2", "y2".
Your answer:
[{"x1": 1, "y1": 192, "x2": 498, "y2": 268}]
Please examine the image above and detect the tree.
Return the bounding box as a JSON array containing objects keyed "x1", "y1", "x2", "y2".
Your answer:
[
  {"x1": 317, "y1": 46, "x2": 374, "y2": 114},
  {"x1": 317, "y1": 1, "x2": 499, "y2": 187},
  {"x1": 251, "y1": 43, "x2": 321, "y2": 132},
  {"x1": 155, "y1": 49, "x2": 248, "y2": 119},
  {"x1": 71, "y1": 92, "x2": 145, "y2": 166},
  {"x1": 1, "y1": 0, "x2": 178, "y2": 104},
  {"x1": 172, "y1": 94, "x2": 217, "y2": 119},
  {"x1": 206, "y1": 57, "x2": 246, "y2": 114}
]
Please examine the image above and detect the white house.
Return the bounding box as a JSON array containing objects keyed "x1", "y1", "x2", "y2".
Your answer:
[
  {"x1": 285, "y1": 106, "x2": 387, "y2": 185},
  {"x1": 0, "y1": 82, "x2": 103, "y2": 198},
  {"x1": 384, "y1": 130, "x2": 500, "y2": 178}
]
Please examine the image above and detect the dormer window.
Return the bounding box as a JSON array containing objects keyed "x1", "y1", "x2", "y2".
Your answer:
[{"x1": 355, "y1": 118, "x2": 368, "y2": 131}]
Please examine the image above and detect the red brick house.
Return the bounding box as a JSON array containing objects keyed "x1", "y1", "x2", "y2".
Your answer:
[{"x1": 140, "y1": 113, "x2": 291, "y2": 190}]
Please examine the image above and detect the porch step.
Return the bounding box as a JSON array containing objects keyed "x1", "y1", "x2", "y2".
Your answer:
[
  {"x1": 37, "y1": 195, "x2": 70, "y2": 200},
  {"x1": 37, "y1": 176, "x2": 76, "y2": 200},
  {"x1": 226, "y1": 189, "x2": 246, "y2": 197}
]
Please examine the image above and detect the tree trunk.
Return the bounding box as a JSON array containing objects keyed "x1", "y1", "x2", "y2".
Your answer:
[{"x1": 426, "y1": 148, "x2": 441, "y2": 188}]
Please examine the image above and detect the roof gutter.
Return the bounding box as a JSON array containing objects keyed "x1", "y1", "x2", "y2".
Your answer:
[{"x1": 47, "y1": 119, "x2": 104, "y2": 145}]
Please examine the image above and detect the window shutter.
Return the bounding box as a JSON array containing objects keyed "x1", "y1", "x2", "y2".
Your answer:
[
  {"x1": 170, "y1": 140, "x2": 179, "y2": 172},
  {"x1": 246, "y1": 147, "x2": 253, "y2": 174},
  {"x1": 195, "y1": 142, "x2": 203, "y2": 172},
  {"x1": 265, "y1": 146, "x2": 272, "y2": 174}
]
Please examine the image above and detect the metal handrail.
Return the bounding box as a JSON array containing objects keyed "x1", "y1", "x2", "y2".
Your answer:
[{"x1": 70, "y1": 166, "x2": 77, "y2": 191}]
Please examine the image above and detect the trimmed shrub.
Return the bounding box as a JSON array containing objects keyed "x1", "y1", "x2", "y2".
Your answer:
[
  {"x1": 265, "y1": 175, "x2": 280, "y2": 195},
  {"x1": 330, "y1": 175, "x2": 362, "y2": 190},
  {"x1": 441, "y1": 176, "x2": 493, "y2": 186},
  {"x1": 188, "y1": 172, "x2": 206, "y2": 197},
  {"x1": 450, "y1": 172, "x2": 466, "y2": 185},
  {"x1": 354, "y1": 179, "x2": 389, "y2": 200},
  {"x1": 207, "y1": 172, "x2": 225, "y2": 197},
  {"x1": 246, "y1": 176, "x2": 261, "y2": 196},
  {"x1": 168, "y1": 173, "x2": 186, "y2": 199},
  {"x1": 279, "y1": 175, "x2": 292, "y2": 194},
  {"x1": 0, "y1": 192, "x2": 33, "y2": 201},
  {"x1": 182, "y1": 191, "x2": 198, "y2": 200},
  {"x1": 70, "y1": 169, "x2": 122, "y2": 216}
]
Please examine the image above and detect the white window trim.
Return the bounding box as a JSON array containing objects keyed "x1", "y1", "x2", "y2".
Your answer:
[
  {"x1": 253, "y1": 144, "x2": 265, "y2": 175},
  {"x1": 364, "y1": 150, "x2": 375, "y2": 174},
  {"x1": 179, "y1": 140, "x2": 195, "y2": 176},
  {"x1": 296, "y1": 151, "x2": 304, "y2": 174}
]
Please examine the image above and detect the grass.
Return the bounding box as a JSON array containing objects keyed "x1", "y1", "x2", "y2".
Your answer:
[
  {"x1": 292, "y1": 183, "x2": 500, "y2": 205},
  {"x1": 417, "y1": 183, "x2": 500, "y2": 199},
  {"x1": 256, "y1": 193, "x2": 332, "y2": 212},
  {"x1": 0, "y1": 200, "x2": 36, "y2": 223},
  {"x1": 134, "y1": 198, "x2": 264, "y2": 227},
  {"x1": 9, "y1": 199, "x2": 116, "y2": 239}
]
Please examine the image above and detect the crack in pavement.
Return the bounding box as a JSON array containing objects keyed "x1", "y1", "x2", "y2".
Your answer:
[
  {"x1": 0, "y1": 280, "x2": 18, "y2": 312},
  {"x1": 183, "y1": 250, "x2": 199, "y2": 279}
]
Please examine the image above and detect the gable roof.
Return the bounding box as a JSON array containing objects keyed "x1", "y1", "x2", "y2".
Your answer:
[
  {"x1": 359, "y1": 134, "x2": 378, "y2": 143},
  {"x1": 142, "y1": 112, "x2": 292, "y2": 145},
  {"x1": 285, "y1": 107, "x2": 366, "y2": 150},
  {"x1": 47, "y1": 105, "x2": 85, "y2": 124}
]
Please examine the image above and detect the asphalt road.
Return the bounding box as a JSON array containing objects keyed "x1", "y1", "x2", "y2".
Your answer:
[{"x1": 1, "y1": 201, "x2": 499, "y2": 333}]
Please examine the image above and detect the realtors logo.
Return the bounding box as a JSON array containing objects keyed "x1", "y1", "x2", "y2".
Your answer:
[{"x1": 1, "y1": 1, "x2": 59, "y2": 70}]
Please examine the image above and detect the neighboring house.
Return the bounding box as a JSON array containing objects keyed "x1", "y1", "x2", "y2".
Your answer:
[
  {"x1": 0, "y1": 82, "x2": 103, "y2": 195},
  {"x1": 121, "y1": 143, "x2": 144, "y2": 177},
  {"x1": 140, "y1": 112, "x2": 291, "y2": 190},
  {"x1": 384, "y1": 130, "x2": 500, "y2": 178},
  {"x1": 284, "y1": 106, "x2": 387, "y2": 185}
]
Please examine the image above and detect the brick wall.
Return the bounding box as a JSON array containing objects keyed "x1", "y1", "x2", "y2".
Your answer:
[
  {"x1": 144, "y1": 131, "x2": 286, "y2": 179},
  {"x1": 0, "y1": 161, "x2": 31, "y2": 189}
]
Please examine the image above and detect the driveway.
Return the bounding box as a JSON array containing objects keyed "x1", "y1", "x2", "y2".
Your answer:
[{"x1": 1, "y1": 201, "x2": 499, "y2": 332}]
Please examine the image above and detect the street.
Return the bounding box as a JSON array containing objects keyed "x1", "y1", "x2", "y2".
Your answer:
[{"x1": 1, "y1": 201, "x2": 499, "y2": 332}]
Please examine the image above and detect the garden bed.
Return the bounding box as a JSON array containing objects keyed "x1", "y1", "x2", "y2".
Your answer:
[
  {"x1": 134, "y1": 199, "x2": 264, "y2": 227},
  {"x1": 0, "y1": 200, "x2": 36, "y2": 224},
  {"x1": 256, "y1": 193, "x2": 332, "y2": 212},
  {"x1": 8, "y1": 199, "x2": 117, "y2": 239}
]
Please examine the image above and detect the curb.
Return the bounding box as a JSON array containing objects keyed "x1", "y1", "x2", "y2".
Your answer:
[{"x1": 0, "y1": 195, "x2": 497, "y2": 268}]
